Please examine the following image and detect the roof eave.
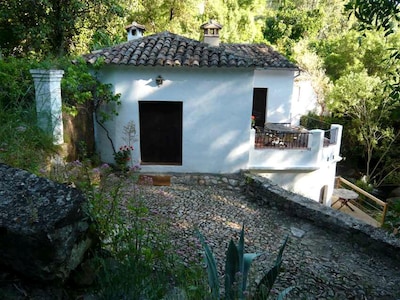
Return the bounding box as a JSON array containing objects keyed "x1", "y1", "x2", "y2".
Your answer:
[{"x1": 255, "y1": 66, "x2": 300, "y2": 71}]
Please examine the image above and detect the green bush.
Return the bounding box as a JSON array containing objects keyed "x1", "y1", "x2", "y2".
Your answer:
[
  {"x1": 0, "y1": 105, "x2": 56, "y2": 173},
  {"x1": 0, "y1": 57, "x2": 39, "y2": 109},
  {"x1": 47, "y1": 160, "x2": 209, "y2": 299},
  {"x1": 384, "y1": 199, "x2": 400, "y2": 236},
  {"x1": 197, "y1": 225, "x2": 293, "y2": 299}
]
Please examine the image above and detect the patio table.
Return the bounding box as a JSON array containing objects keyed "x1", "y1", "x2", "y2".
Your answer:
[{"x1": 332, "y1": 188, "x2": 359, "y2": 211}]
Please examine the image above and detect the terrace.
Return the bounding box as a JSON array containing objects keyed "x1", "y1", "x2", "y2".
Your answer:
[{"x1": 248, "y1": 123, "x2": 343, "y2": 171}]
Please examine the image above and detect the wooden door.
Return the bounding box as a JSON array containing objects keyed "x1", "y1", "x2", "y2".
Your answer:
[{"x1": 139, "y1": 101, "x2": 182, "y2": 164}]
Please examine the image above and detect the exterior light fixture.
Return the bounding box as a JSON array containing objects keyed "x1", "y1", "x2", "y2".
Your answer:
[{"x1": 156, "y1": 75, "x2": 164, "y2": 86}]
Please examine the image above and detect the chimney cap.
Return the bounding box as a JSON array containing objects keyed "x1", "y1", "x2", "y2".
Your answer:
[
  {"x1": 200, "y1": 19, "x2": 223, "y2": 30},
  {"x1": 125, "y1": 22, "x2": 146, "y2": 32}
]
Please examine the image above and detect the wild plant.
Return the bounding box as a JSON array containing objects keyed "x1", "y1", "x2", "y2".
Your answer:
[
  {"x1": 46, "y1": 159, "x2": 208, "y2": 298},
  {"x1": 197, "y1": 225, "x2": 293, "y2": 299},
  {"x1": 0, "y1": 105, "x2": 56, "y2": 173}
]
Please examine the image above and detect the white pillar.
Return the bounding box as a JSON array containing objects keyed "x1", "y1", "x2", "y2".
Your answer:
[
  {"x1": 30, "y1": 69, "x2": 64, "y2": 145},
  {"x1": 308, "y1": 129, "x2": 324, "y2": 165},
  {"x1": 330, "y1": 124, "x2": 343, "y2": 159}
]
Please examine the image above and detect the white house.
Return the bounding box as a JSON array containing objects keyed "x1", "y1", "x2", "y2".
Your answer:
[{"x1": 83, "y1": 21, "x2": 342, "y2": 205}]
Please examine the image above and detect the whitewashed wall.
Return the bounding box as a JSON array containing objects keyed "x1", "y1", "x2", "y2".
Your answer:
[
  {"x1": 253, "y1": 69, "x2": 296, "y2": 124},
  {"x1": 96, "y1": 66, "x2": 255, "y2": 173},
  {"x1": 254, "y1": 69, "x2": 321, "y2": 126},
  {"x1": 93, "y1": 64, "x2": 343, "y2": 205},
  {"x1": 249, "y1": 124, "x2": 343, "y2": 204},
  {"x1": 256, "y1": 165, "x2": 337, "y2": 204},
  {"x1": 291, "y1": 75, "x2": 321, "y2": 125}
]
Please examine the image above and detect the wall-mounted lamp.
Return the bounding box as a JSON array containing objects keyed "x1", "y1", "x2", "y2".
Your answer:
[{"x1": 155, "y1": 75, "x2": 164, "y2": 86}]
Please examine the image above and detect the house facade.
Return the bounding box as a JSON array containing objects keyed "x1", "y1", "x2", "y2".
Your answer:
[{"x1": 84, "y1": 21, "x2": 342, "y2": 204}]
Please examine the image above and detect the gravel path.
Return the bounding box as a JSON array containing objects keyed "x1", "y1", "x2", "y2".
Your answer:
[{"x1": 136, "y1": 183, "x2": 400, "y2": 299}]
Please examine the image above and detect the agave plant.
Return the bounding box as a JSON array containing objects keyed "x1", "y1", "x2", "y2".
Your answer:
[{"x1": 197, "y1": 225, "x2": 292, "y2": 299}]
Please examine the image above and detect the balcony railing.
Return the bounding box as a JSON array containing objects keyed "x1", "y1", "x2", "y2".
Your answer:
[
  {"x1": 254, "y1": 123, "x2": 339, "y2": 149},
  {"x1": 254, "y1": 123, "x2": 310, "y2": 149},
  {"x1": 249, "y1": 123, "x2": 343, "y2": 170}
]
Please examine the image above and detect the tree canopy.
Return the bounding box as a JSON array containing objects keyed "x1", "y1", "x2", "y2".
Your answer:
[
  {"x1": 1, "y1": 0, "x2": 399, "y2": 185},
  {"x1": 0, "y1": 0, "x2": 124, "y2": 56}
]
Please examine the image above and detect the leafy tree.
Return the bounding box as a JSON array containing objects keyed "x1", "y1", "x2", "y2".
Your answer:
[
  {"x1": 127, "y1": 0, "x2": 266, "y2": 43},
  {"x1": 315, "y1": 30, "x2": 395, "y2": 81},
  {"x1": 0, "y1": 0, "x2": 125, "y2": 57},
  {"x1": 327, "y1": 70, "x2": 399, "y2": 184},
  {"x1": 263, "y1": 1, "x2": 323, "y2": 57},
  {"x1": 0, "y1": 57, "x2": 39, "y2": 109},
  {"x1": 345, "y1": 0, "x2": 399, "y2": 36},
  {"x1": 340, "y1": 0, "x2": 400, "y2": 184},
  {"x1": 126, "y1": 0, "x2": 204, "y2": 40},
  {"x1": 345, "y1": 0, "x2": 400, "y2": 101},
  {"x1": 293, "y1": 40, "x2": 332, "y2": 115}
]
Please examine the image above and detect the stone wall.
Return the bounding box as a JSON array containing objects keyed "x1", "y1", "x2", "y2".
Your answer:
[
  {"x1": 243, "y1": 172, "x2": 400, "y2": 260},
  {"x1": 170, "y1": 173, "x2": 244, "y2": 191}
]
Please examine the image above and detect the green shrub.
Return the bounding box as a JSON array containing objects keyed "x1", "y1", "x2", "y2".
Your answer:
[
  {"x1": 0, "y1": 57, "x2": 57, "y2": 172},
  {"x1": 0, "y1": 105, "x2": 56, "y2": 173},
  {"x1": 197, "y1": 225, "x2": 293, "y2": 299},
  {"x1": 384, "y1": 199, "x2": 400, "y2": 236},
  {"x1": 47, "y1": 160, "x2": 209, "y2": 299},
  {"x1": 0, "y1": 57, "x2": 39, "y2": 109}
]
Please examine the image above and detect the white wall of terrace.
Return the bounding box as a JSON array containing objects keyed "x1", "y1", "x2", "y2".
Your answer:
[{"x1": 248, "y1": 124, "x2": 343, "y2": 204}]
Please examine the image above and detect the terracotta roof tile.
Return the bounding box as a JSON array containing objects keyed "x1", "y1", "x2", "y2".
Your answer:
[{"x1": 83, "y1": 31, "x2": 298, "y2": 70}]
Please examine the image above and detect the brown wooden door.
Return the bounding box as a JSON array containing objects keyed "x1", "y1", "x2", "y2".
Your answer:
[{"x1": 139, "y1": 101, "x2": 182, "y2": 164}]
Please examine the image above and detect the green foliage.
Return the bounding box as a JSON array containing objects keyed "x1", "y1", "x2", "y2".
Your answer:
[
  {"x1": 128, "y1": 0, "x2": 266, "y2": 43},
  {"x1": 113, "y1": 145, "x2": 134, "y2": 169},
  {"x1": 57, "y1": 57, "x2": 122, "y2": 154},
  {"x1": 0, "y1": 105, "x2": 56, "y2": 173},
  {"x1": 264, "y1": 1, "x2": 323, "y2": 57},
  {"x1": 197, "y1": 227, "x2": 220, "y2": 299},
  {"x1": 254, "y1": 235, "x2": 291, "y2": 299},
  {"x1": 315, "y1": 30, "x2": 396, "y2": 81},
  {"x1": 345, "y1": 0, "x2": 400, "y2": 102},
  {"x1": 197, "y1": 225, "x2": 291, "y2": 299},
  {"x1": 293, "y1": 40, "x2": 332, "y2": 114},
  {"x1": 300, "y1": 113, "x2": 340, "y2": 130},
  {"x1": 384, "y1": 199, "x2": 400, "y2": 237},
  {"x1": 47, "y1": 160, "x2": 209, "y2": 299},
  {"x1": 0, "y1": 0, "x2": 125, "y2": 57},
  {"x1": 56, "y1": 57, "x2": 121, "y2": 120},
  {"x1": 0, "y1": 57, "x2": 40, "y2": 109},
  {"x1": 0, "y1": 55, "x2": 121, "y2": 166},
  {"x1": 327, "y1": 70, "x2": 399, "y2": 183},
  {"x1": 345, "y1": 0, "x2": 400, "y2": 36}
]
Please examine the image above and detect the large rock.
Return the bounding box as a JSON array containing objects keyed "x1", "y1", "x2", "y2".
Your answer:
[{"x1": 0, "y1": 163, "x2": 93, "y2": 282}]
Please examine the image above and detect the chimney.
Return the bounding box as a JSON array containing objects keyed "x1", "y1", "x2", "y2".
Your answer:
[
  {"x1": 200, "y1": 20, "x2": 222, "y2": 46},
  {"x1": 125, "y1": 22, "x2": 146, "y2": 41}
]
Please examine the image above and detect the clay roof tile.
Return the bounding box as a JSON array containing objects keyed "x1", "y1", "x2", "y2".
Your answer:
[{"x1": 83, "y1": 31, "x2": 298, "y2": 69}]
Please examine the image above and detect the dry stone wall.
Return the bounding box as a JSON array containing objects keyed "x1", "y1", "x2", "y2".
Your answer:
[
  {"x1": 243, "y1": 172, "x2": 400, "y2": 260},
  {"x1": 166, "y1": 171, "x2": 399, "y2": 260}
]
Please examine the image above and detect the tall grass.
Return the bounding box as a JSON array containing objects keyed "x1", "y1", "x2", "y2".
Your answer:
[{"x1": 0, "y1": 105, "x2": 56, "y2": 173}]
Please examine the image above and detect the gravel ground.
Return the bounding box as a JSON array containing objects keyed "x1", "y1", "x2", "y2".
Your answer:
[{"x1": 134, "y1": 182, "x2": 400, "y2": 300}]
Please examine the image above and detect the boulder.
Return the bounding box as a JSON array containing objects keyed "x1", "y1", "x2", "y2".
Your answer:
[{"x1": 0, "y1": 163, "x2": 93, "y2": 282}]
